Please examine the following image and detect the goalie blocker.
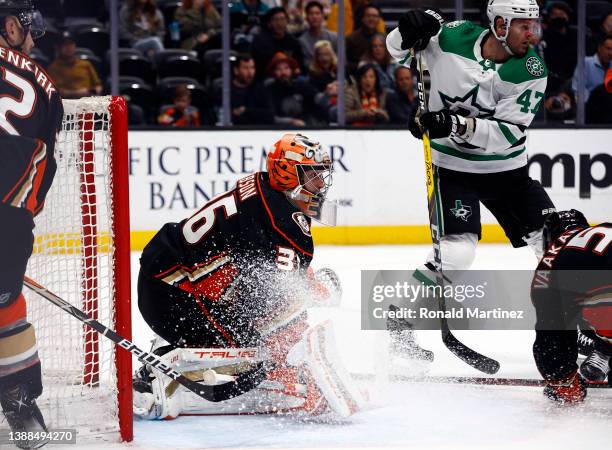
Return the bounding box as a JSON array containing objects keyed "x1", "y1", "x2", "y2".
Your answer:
[{"x1": 135, "y1": 133, "x2": 361, "y2": 418}]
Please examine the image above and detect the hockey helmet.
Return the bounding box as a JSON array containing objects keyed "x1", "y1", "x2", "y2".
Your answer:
[
  {"x1": 542, "y1": 209, "x2": 589, "y2": 252},
  {"x1": 0, "y1": 0, "x2": 44, "y2": 40},
  {"x1": 267, "y1": 133, "x2": 336, "y2": 225},
  {"x1": 487, "y1": 0, "x2": 539, "y2": 54}
]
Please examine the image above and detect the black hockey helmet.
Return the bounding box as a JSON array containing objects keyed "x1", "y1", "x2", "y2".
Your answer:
[
  {"x1": 542, "y1": 209, "x2": 589, "y2": 251},
  {"x1": 0, "y1": 0, "x2": 44, "y2": 40}
]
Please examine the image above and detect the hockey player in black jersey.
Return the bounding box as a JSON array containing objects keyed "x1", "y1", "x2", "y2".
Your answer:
[
  {"x1": 135, "y1": 133, "x2": 363, "y2": 419},
  {"x1": 531, "y1": 210, "x2": 612, "y2": 404},
  {"x1": 0, "y1": 1, "x2": 63, "y2": 447}
]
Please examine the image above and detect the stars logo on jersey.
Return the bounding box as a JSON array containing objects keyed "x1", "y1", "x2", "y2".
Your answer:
[
  {"x1": 439, "y1": 85, "x2": 495, "y2": 119},
  {"x1": 479, "y1": 59, "x2": 496, "y2": 72},
  {"x1": 292, "y1": 212, "x2": 311, "y2": 236},
  {"x1": 445, "y1": 20, "x2": 466, "y2": 28},
  {"x1": 450, "y1": 200, "x2": 472, "y2": 221},
  {"x1": 525, "y1": 56, "x2": 544, "y2": 77}
]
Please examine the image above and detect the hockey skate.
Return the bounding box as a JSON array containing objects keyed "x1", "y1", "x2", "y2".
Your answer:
[
  {"x1": 577, "y1": 329, "x2": 595, "y2": 357},
  {"x1": 389, "y1": 329, "x2": 434, "y2": 362},
  {"x1": 0, "y1": 384, "x2": 49, "y2": 449},
  {"x1": 387, "y1": 305, "x2": 434, "y2": 363},
  {"x1": 579, "y1": 349, "x2": 610, "y2": 382}
]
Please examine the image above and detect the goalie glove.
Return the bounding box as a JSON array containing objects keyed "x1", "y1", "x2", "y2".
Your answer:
[
  {"x1": 309, "y1": 267, "x2": 342, "y2": 307},
  {"x1": 398, "y1": 9, "x2": 444, "y2": 51}
]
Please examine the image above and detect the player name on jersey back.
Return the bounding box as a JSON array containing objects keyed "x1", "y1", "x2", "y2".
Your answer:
[{"x1": 0, "y1": 47, "x2": 56, "y2": 99}]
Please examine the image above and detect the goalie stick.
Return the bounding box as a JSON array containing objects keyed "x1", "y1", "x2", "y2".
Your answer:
[
  {"x1": 23, "y1": 276, "x2": 267, "y2": 402},
  {"x1": 413, "y1": 51, "x2": 500, "y2": 375}
]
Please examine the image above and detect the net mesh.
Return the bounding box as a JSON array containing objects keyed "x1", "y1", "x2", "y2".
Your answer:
[{"x1": 12, "y1": 97, "x2": 121, "y2": 439}]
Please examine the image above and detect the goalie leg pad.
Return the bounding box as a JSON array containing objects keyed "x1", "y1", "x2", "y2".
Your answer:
[{"x1": 289, "y1": 320, "x2": 365, "y2": 418}]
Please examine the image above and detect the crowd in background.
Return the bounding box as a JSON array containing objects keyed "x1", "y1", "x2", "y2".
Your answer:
[{"x1": 30, "y1": 0, "x2": 612, "y2": 127}]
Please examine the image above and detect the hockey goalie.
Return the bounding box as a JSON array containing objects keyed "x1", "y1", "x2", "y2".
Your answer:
[{"x1": 133, "y1": 133, "x2": 364, "y2": 420}]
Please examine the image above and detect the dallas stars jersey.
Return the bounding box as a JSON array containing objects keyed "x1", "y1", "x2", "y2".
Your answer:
[{"x1": 387, "y1": 20, "x2": 547, "y2": 173}]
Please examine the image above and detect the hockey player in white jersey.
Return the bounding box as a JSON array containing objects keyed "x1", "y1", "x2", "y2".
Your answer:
[{"x1": 385, "y1": 0, "x2": 556, "y2": 360}]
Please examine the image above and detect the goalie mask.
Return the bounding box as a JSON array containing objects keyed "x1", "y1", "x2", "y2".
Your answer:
[
  {"x1": 267, "y1": 133, "x2": 336, "y2": 226},
  {"x1": 542, "y1": 209, "x2": 589, "y2": 252},
  {"x1": 0, "y1": 0, "x2": 44, "y2": 50}
]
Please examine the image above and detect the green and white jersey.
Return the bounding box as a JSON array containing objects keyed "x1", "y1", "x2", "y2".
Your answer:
[{"x1": 387, "y1": 20, "x2": 547, "y2": 173}]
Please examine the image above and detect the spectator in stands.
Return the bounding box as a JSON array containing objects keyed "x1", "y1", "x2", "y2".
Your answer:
[
  {"x1": 540, "y1": 1, "x2": 577, "y2": 94},
  {"x1": 386, "y1": 66, "x2": 417, "y2": 125},
  {"x1": 47, "y1": 32, "x2": 103, "y2": 99},
  {"x1": 309, "y1": 40, "x2": 338, "y2": 122},
  {"x1": 543, "y1": 83, "x2": 575, "y2": 122},
  {"x1": 299, "y1": 1, "x2": 337, "y2": 67},
  {"x1": 309, "y1": 40, "x2": 337, "y2": 92},
  {"x1": 158, "y1": 86, "x2": 201, "y2": 126},
  {"x1": 230, "y1": 0, "x2": 269, "y2": 24},
  {"x1": 231, "y1": 54, "x2": 274, "y2": 125},
  {"x1": 325, "y1": 0, "x2": 385, "y2": 37},
  {"x1": 251, "y1": 7, "x2": 305, "y2": 79},
  {"x1": 265, "y1": 52, "x2": 317, "y2": 126},
  {"x1": 281, "y1": 0, "x2": 306, "y2": 35},
  {"x1": 587, "y1": 12, "x2": 612, "y2": 53},
  {"x1": 119, "y1": 0, "x2": 165, "y2": 59},
  {"x1": 586, "y1": 87, "x2": 612, "y2": 124},
  {"x1": 345, "y1": 62, "x2": 389, "y2": 126},
  {"x1": 230, "y1": 0, "x2": 270, "y2": 51},
  {"x1": 602, "y1": 13, "x2": 612, "y2": 37},
  {"x1": 359, "y1": 33, "x2": 398, "y2": 90},
  {"x1": 174, "y1": 0, "x2": 221, "y2": 51},
  {"x1": 346, "y1": 5, "x2": 383, "y2": 73},
  {"x1": 586, "y1": 71, "x2": 612, "y2": 124},
  {"x1": 572, "y1": 35, "x2": 612, "y2": 103}
]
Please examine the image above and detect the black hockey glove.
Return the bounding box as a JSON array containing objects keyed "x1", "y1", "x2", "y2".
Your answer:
[
  {"x1": 408, "y1": 108, "x2": 424, "y2": 140},
  {"x1": 419, "y1": 109, "x2": 468, "y2": 140},
  {"x1": 398, "y1": 9, "x2": 444, "y2": 51}
]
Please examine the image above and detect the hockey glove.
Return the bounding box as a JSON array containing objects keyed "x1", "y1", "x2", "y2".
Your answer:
[
  {"x1": 419, "y1": 109, "x2": 475, "y2": 140},
  {"x1": 398, "y1": 9, "x2": 444, "y2": 51},
  {"x1": 543, "y1": 371, "x2": 587, "y2": 404},
  {"x1": 408, "y1": 108, "x2": 424, "y2": 140}
]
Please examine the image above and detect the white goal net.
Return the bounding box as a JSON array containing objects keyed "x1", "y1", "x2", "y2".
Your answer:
[{"x1": 3, "y1": 96, "x2": 132, "y2": 442}]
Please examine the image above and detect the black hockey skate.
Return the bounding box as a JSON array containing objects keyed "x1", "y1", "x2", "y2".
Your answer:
[
  {"x1": 387, "y1": 305, "x2": 434, "y2": 362},
  {"x1": 577, "y1": 329, "x2": 595, "y2": 357},
  {"x1": 580, "y1": 349, "x2": 610, "y2": 382},
  {"x1": 132, "y1": 340, "x2": 173, "y2": 394},
  {"x1": 0, "y1": 384, "x2": 49, "y2": 449},
  {"x1": 133, "y1": 362, "x2": 153, "y2": 394},
  {"x1": 389, "y1": 329, "x2": 434, "y2": 362}
]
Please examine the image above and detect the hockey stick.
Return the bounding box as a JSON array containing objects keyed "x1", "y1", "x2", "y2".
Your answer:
[
  {"x1": 23, "y1": 276, "x2": 267, "y2": 402},
  {"x1": 413, "y1": 51, "x2": 500, "y2": 375},
  {"x1": 353, "y1": 373, "x2": 611, "y2": 388}
]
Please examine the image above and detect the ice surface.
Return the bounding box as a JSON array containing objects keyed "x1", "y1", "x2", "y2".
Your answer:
[{"x1": 56, "y1": 245, "x2": 612, "y2": 449}]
